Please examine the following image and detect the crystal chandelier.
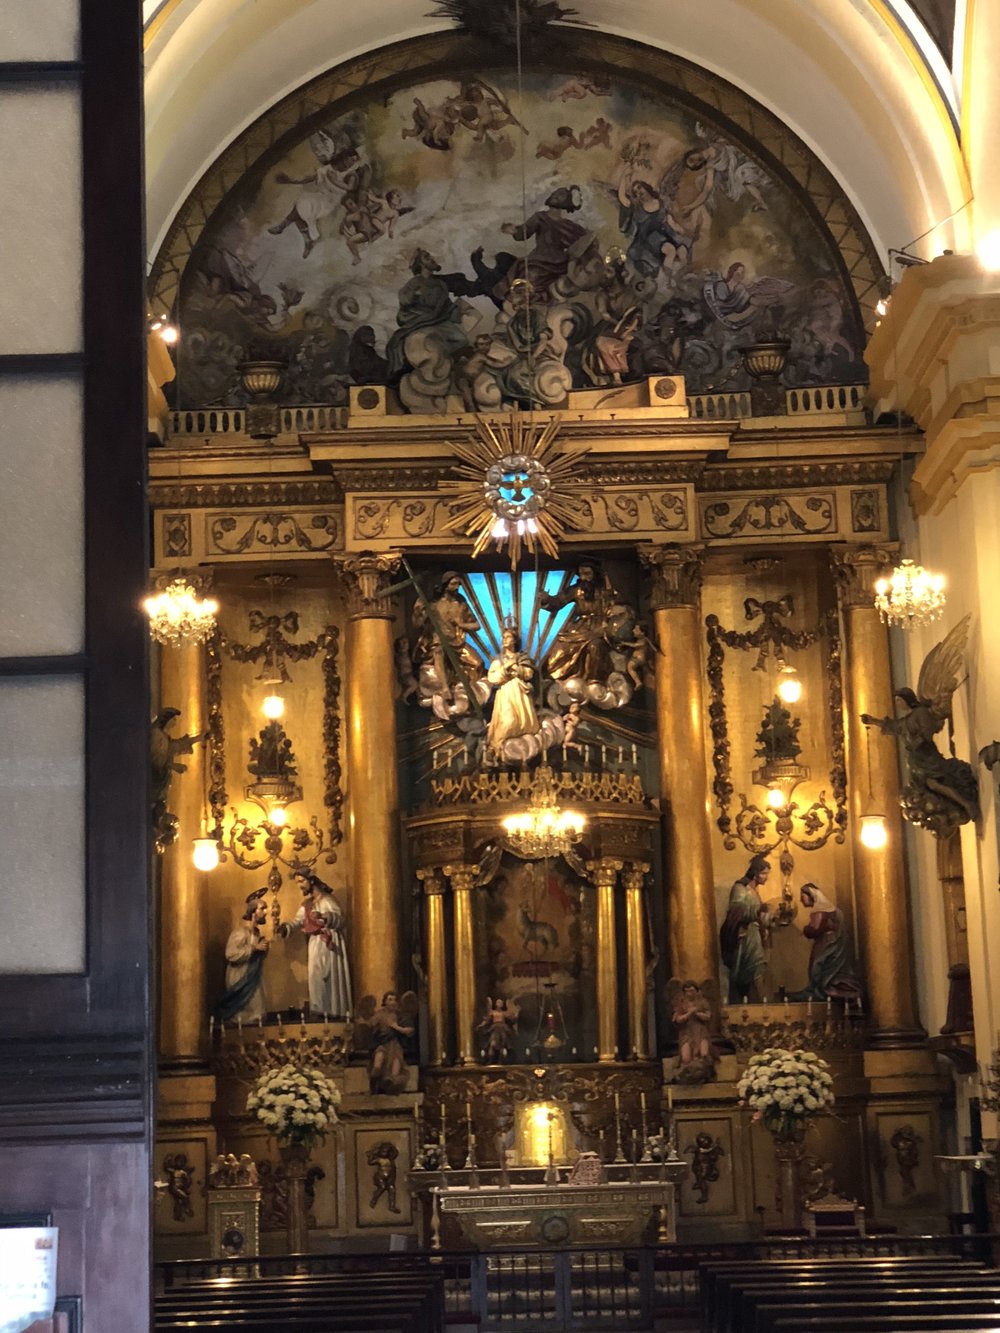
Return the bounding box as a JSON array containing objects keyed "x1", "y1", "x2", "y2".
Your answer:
[
  {"x1": 144, "y1": 576, "x2": 219, "y2": 646},
  {"x1": 873, "y1": 558, "x2": 946, "y2": 628},
  {"x1": 501, "y1": 765, "x2": 586, "y2": 859}
]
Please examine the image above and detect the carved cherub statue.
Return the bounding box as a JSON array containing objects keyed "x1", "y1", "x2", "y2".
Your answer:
[{"x1": 862, "y1": 615, "x2": 979, "y2": 837}]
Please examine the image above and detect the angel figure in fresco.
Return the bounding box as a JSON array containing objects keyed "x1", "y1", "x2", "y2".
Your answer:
[
  {"x1": 666, "y1": 978, "x2": 719, "y2": 1084},
  {"x1": 701, "y1": 263, "x2": 797, "y2": 335},
  {"x1": 546, "y1": 71, "x2": 611, "y2": 102},
  {"x1": 862, "y1": 614, "x2": 980, "y2": 837},
  {"x1": 269, "y1": 129, "x2": 367, "y2": 258},
  {"x1": 536, "y1": 126, "x2": 582, "y2": 160},
  {"x1": 693, "y1": 123, "x2": 770, "y2": 213},
  {"x1": 355, "y1": 991, "x2": 418, "y2": 1093},
  {"x1": 478, "y1": 996, "x2": 520, "y2": 1062}
]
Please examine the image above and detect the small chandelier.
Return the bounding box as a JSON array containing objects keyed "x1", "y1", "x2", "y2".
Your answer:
[
  {"x1": 144, "y1": 576, "x2": 219, "y2": 646},
  {"x1": 501, "y1": 765, "x2": 586, "y2": 860},
  {"x1": 874, "y1": 559, "x2": 945, "y2": 629}
]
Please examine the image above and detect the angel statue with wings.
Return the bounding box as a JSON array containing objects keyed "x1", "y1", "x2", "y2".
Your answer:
[
  {"x1": 862, "y1": 614, "x2": 980, "y2": 838},
  {"x1": 354, "y1": 989, "x2": 417, "y2": 1094},
  {"x1": 478, "y1": 996, "x2": 520, "y2": 1062},
  {"x1": 666, "y1": 977, "x2": 719, "y2": 1085}
]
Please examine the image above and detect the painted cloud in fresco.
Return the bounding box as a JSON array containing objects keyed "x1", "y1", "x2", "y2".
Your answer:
[{"x1": 176, "y1": 69, "x2": 864, "y2": 410}]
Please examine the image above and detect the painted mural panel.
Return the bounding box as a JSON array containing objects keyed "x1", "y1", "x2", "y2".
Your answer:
[
  {"x1": 177, "y1": 68, "x2": 865, "y2": 409},
  {"x1": 475, "y1": 854, "x2": 597, "y2": 1062}
]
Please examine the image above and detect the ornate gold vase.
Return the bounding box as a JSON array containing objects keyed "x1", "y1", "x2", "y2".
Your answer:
[
  {"x1": 279, "y1": 1140, "x2": 312, "y2": 1254},
  {"x1": 771, "y1": 1124, "x2": 808, "y2": 1230}
]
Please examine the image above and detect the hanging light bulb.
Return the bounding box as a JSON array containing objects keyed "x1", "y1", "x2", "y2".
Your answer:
[
  {"x1": 858, "y1": 725, "x2": 888, "y2": 849},
  {"x1": 766, "y1": 785, "x2": 786, "y2": 810},
  {"x1": 192, "y1": 837, "x2": 220, "y2": 872},
  {"x1": 859, "y1": 813, "x2": 889, "y2": 850},
  {"x1": 269, "y1": 805, "x2": 288, "y2": 828},
  {"x1": 776, "y1": 663, "x2": 802, "y2": 705},
  {"x1": 262, "y1": 692, "x2": 285, "y2": 720}
]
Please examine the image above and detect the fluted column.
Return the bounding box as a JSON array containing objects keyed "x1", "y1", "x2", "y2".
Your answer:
[
  {"x1": 589, "y1": 858, "x2": 622, "y2": 1063},
  {"x1": 417, "y1": 868, "x2": 450, "y2": 1066},
  {"x1": 623, "y1": 861, "x2": 651, "y2": 1059},
  {"x1": 445, "y1": 863, "x2": 479, "y2": 1065},
  {"x1": 833, "y1": 546, "x2": 924, "y2": 1046},
  {"x1": 337, "y1": 553, "x2": 403, "y2": 1003},
  {"x1": 159, "y1": 635, "x2": 210, "y2": 1068},
  {"x1": 641, "y1": 545, "x2": 718, "y2": 981}
]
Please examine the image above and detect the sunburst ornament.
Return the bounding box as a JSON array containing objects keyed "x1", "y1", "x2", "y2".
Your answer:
[{"x1": 441, "y1": 413, "x2": 587, "y2": 567}]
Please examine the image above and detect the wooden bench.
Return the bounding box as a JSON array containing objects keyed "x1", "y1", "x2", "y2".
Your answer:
[
  {"x1": 771, "y1": 1316, "x2": 1000, "y2": 1332},
  {"x1": 700, "y1": 1256, "x2": 980, "y2": 1331},
  {"x1": 756, "y1": 1296, "x2": 1000, "y2": 1333},
  {"x1": 737, "y1": 1275, "x2": 1000, "y2": 1333}
]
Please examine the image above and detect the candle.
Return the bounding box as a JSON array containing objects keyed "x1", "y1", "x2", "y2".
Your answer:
[
  {"x1": 300, "y1": 1010, "x2": 306, "y2": 1026},
  {"x1": 667, "y1": 1086, "x2": 674, "y2": 1111},
  {"x1": 743, "y1": 995, "x2": 749, "y2": 1006},
  {"x1": 209, "y1": 1016, "x2": 215, "y2": 1035},
  {"x1": 618, "y1": 745, "x2": 624, "y2": 764},
  {"x1": 465, "y1": 1100, "x2": 472, "y2": 1121},
  {"x1": 631, "y1": 743, "x2": 638, "y2": 766},
  {"x1": 807, "y1": 997, "x2": 813, "y2": 1017},
  {"x1": 258, "y1": 1015, "x2": 262, "y2": 1028},
  {"x1": 601, "y1": 744, "x2": 607, "y2": 766},
  {"x1": 856, "y1": 996, "x2": 863, "y2": 1012},
  {"x1": 614, "y1": 1092, "x2": 621, "y2": 1113},
  {"x1": 237, "y1": 1016, "x2": 242, "y2": 1033},
  {"x1": 641, "y1": 1092, "x2": 647, "y2": 1112}
]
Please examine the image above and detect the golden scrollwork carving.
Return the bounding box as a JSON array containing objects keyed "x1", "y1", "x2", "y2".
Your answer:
[
  {"x1": 210, "y1": 1024, "x2": 351, "y2": 1078},
  {"x1": 335, "y1": 551, "x2": 402, "y2": 619},
  {"x1": 429, "y1": 766, "x2": 648, "y2": 808},
  {"x1": 321, "y1": 626, "x2": 344, "y2": 862},
  {"x1": 700, "y1": 492, "x2": 836, "y2": 540},
  {"x1": 206, "y1": 628, "x2": 228, "y2": 839},
  {"x1": 208, "y1": 511, "x2": 340, "y2": 556},
  {"x1": 705, "y1": 598, "x2": 846, "y2": 855}
]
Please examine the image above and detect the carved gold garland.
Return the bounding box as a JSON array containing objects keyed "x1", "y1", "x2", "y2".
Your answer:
[{"x1": 705, "y1": 601, "x2": 847, "y2": 854}]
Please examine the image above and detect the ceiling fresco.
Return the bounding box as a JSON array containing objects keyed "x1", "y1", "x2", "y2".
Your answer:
[{"x1": 175, "y1": 66, "x2": 868, "y2": 411}]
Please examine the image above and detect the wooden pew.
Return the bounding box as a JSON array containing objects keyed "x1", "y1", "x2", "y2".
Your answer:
[
  {"x1": 740, "y1": 1275, "x2": 1000, "y2": 1333},
  {"x1": 756, "y1": 1297, "x2": 1000, "y2": 1333},
  {"x1": 771, "y1": 1316, "x2": 1000, "y2": 1332},
  {"x1": 700, "y1": 1256, "x2": 980, "y2": 1332}
]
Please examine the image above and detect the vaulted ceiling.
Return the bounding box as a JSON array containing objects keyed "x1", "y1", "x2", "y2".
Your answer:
[{"x1": 144, "y1": 0, "x2": 969, "y2": 263}]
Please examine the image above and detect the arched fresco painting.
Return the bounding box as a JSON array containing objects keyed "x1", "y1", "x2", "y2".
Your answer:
[{"x1": 176, "y1": 68, "x2": 866, "y2": 410}]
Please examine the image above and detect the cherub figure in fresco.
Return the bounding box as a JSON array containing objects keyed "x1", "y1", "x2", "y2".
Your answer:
[
  {"x1": 536, "y1": 126, "x2": 582, "y2": 160},
  {"x1": 546, "y1": 72, "x2": 611, "y2": 101},
  {"x1": 578, "y1": 117, "x2": 612, "y2": 150},
  {"x1": 340, "y1": 186, "x2": 412, "y2": 263},
  {"x1": 401, "y1": 79, "x2": 523, "y2": 154},
  {"x1": 453, "y1": 333, "x2": 496, "y2": 411}
]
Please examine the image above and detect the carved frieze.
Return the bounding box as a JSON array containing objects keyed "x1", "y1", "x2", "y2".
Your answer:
[
  {"x1": 155, "y1": 504, "x2": 344, "y2": 565},
  {"x1": 698, "y1": 485, "x2": 889, "y2": 543},
  {"x1": 345, "y1": 486, "x2": 694, "y2": 550}
]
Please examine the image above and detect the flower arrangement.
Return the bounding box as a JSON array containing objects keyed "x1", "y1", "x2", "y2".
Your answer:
[
  {"x1": 246, "y1": 1063, "x2": 340, "y2": 1148},
  {"x1": 644, "y1": 1131, "x2": 668, "y2": 1162},
  {"x1": 414, "y1": 1140, "x2": 445, "y2": 1171},
  {"x1": 737, "y1": 1047, "x2": 834, "y2": 1139}
]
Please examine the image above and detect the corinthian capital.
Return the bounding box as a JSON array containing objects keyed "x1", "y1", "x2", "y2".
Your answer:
[
  {"x1": 640, "y1": 544, "x2": 704, "y2": 611},
  {"x1": 830, "y1": 544, "x2": 898, "y2": 610},
  {"x1": 335, "y1": 552, "x2": 401, "y2": 620}
]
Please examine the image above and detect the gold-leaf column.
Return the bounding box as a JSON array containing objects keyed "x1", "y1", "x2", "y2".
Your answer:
[
  {"x1": 589, "y1": 858, "x2": 623, "y2": 1062},
  {"x1": 623, "y1": 861, "x2": 651, "y2": 1059},
  {"x1": 833, "y1": 545, "x2": 924, "y2": 1046},
  {"x1": 445, "y1": 863, "x2": 479, "y2": 1065},
  {"x1": 159, "y1": 634, "x2": 210, "y2": 1066},
  {"x1": 418, "y1": 867, "x2": 450, "y2": 1065},
  {"x1": 338, "y1": 553, "x2": 403, "y2": 1003},
  {"x1": 641, "y1": 545, "x2": 718, "y2": 981}
]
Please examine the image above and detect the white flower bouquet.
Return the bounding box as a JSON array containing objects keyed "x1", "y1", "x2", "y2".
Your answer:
[
  {"x1": 246, "y1": 1063, "x2": 341, "y2": 1148},
  {"x1": 737, "y1": 1047, "x2": 834, "y2": 1139}
]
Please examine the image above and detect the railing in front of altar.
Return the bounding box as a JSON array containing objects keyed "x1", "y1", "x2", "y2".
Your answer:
[{"x1": 154, "y1": 1232, "x2": 999, "y2": 1331}]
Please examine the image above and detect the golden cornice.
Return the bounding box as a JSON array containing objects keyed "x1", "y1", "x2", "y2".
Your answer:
[
  {"x1": 699, "y1": 458, "x2": 897, "y2": 491},
  {"x1": 151, "y1": 480, "x2": 339, "y2": 508}
]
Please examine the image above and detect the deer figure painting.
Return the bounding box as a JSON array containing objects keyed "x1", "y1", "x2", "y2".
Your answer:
[{"x1": 518, "y1": 900, "x2": 559, "y2": 954}]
